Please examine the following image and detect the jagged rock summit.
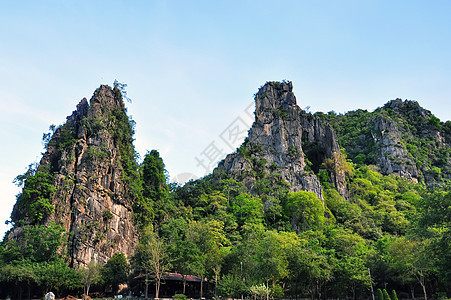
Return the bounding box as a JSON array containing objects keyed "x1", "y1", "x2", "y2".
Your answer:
[
  {"x1": 10, "y1": 85, "x2": 138, "y2": 267},
  {"x1": 370, "y1": 99, "x2": 450, "y2": 185},
  {"x1": 328, "y1": 98, "x2": 450, "y2": 188},
  {"x1": 217, "y1": 81, "x2": 347, "y2": 199}
]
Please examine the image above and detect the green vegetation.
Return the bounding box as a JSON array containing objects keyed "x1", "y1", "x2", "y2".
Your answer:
[
  {"x1": 1, "y1": 91, "x2": 450, "y2": 299},
  {"x1": 79, "y1": 261, "x2": 102, "y2": 297},
  {"x1": 131, "y1": 229, "x2": 169, "y2": 299},
  {"x1": 0, "y1": 223, "x2": 81, "y2": 298},
  {"x1": 319, "y1": 99, "x2": 450, "y2": 186},
  {"x1": 0, "y1": 222, "x2": 130, "y2": 299},
  {"x1": 101, "y1": 253, "x2": 130, "y2": 294},
  {"x1": 137, "y1": 161, "x2": 443, "y2": 299},
  {"x1": 12, "y1": 163, "x2": 56, "y2": 224}
]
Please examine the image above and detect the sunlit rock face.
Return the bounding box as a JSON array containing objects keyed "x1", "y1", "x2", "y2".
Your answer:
[
  {"x1": 10, "y1": 85, "x2": 138, "y2": 267},
  {"x1": 217, "y1": 81, "x2": 347, "y2": 200}
]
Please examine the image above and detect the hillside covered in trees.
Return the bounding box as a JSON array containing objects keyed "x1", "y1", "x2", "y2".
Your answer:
[{"x1": 1, "y1": 81, "x2": 450, "y2": 300}]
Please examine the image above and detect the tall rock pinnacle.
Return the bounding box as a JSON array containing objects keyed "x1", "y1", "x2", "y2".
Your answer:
[
  {"x1": 9, "y1": 85, "x2": 138, "y2": 267},
  {"x1": 217, "y1": 81, "x2": 347, "y2": 199}
]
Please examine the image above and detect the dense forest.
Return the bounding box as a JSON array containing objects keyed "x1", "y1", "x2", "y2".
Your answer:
[{"x1": 0, "y1": 82, "x2": 450, "y2": 300}]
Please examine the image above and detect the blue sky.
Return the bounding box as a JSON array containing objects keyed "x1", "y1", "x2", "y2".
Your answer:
[{"x1": 1, "y1": 0, "x2": 450, "y2": 238}]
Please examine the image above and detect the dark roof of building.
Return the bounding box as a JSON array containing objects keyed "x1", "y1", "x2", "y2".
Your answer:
[{"x1": 134, "y1": 272, "x2": 206, "y2": 282}]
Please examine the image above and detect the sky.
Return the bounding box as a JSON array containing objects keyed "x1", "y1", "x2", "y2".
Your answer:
[{"x1": 1, "y1": 0, "x2": 450, "y2": 238}]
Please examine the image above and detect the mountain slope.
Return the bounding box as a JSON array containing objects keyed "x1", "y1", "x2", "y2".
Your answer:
[
  {"x1": 318, "y1": 99, "x2": 451, "y2": 187},
  {"x1": 9, "y1": 85, "x2": 139, "y2": 267}
]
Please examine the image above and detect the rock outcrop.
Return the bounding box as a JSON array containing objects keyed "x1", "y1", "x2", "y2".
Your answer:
[
  {"x1": 373, "y1": 99, "x2": 450, "y2": 186},
  {"x1": 329, "y1": 98, "x2": 450, "y2": 187},
  {"x1": 300, "y1": 112, "x2": 348, "y2": 198},
  {"x1": 370, "y1": 114, "x2": 419, "y2": 182},
  {"x1": 216, "y1": 81, "x2": 347, "y2": 199},
  {"x1": 10, "y1": 85, "x2": 138, "y2": 267}
]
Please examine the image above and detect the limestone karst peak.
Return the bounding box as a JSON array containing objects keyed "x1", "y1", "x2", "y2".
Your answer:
[
  {"x1": 216, "y1": 81, "x2": 347, "y2": 200},
  {"x1": 9, "y1": 84, "x2": 138, "y2": 267}
]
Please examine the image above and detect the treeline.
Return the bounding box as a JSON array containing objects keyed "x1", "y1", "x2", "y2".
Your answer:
[
  {"x1": 143, "y1": 160, "x2": 451, "y2": 299},
  {"x1": 0, "y1": 222, "x2": 132, "y2": 298}
]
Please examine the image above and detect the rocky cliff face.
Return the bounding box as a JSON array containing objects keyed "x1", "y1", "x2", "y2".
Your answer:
[
  {"x1": 10, "y1": 85, "x2": 138, "y2": 267},
  {"x1": 369, "y1": 113, "x2": 419, "y2": 182},
  {"x1": 216, "y1": 81, "x2": 347, "y2": 199},
  {"x1": 300, "y1": 112, "x2": 348, "y2": 198},
  {"x1": 373, "y1": 99, "x2": 450, "y2": 186},
  {"x1": 327, "y1": 98, "x2": 450, "y2": 187}
]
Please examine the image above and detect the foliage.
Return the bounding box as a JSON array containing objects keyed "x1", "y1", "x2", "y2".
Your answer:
[
  {"x1": 391, "y1": 289, "x2": 399, "y2": 300},
  {"x1": 285, "y1": 191, "x2": 325, "y2": 232},
  {"x1": 249, "y1": 283, "x2": 270, "y2": 300},
  {"x1": 34, "y1": 259, "x2": 82, "y2": 293},
  {"x1": 1, "y1": 222, "x2": 66, "y2": 263},
  {"x1": 131, "y1": 230, "x2": 169, "y2": 299},
  {"x1": 383, "y1": 289, "x2": 391, "y2": 300},
  {"x1": 417, "y1": 188, "x2": 451, "y2": 286},
  {"x1": 153, "y1": 161, "x2": 450, "y2": 299},
  {"x1": 230, "y1": 193, "x2": 263, "y2": 227},
  {"x1": 79, "y1": 261, "x2": 103, "y2": 296},
  {"x1": 217, "y1": 273, "x2": 247, "y2": 298},
  {"x1": 12, "y1": 163, "x2": 56, "y2": 224},
  {"x1": 0, "y1": 223, "x2": 80, "y2": 297},
  {"x1": 101, "y1": 253, "x2": 130, "y2": 294},
  {"x1": 376, "y1": 288, "x2": 384, "y2": 300},
  {"x1": 137, "y1": 150, "x2": 171, "y2": 226},
  {"x1": 172, "y1": 294, "x2": 187, "y2": 300},
  {"x1": 3, "y1": 93, "x2": 451, "y2": 299}
]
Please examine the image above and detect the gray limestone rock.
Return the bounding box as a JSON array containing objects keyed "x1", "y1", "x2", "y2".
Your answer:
[
  {"x1": 9, "y1": 85, "x2": 138, "y2": 267},
  {"x1": 216, "y1": 81, "x2": 347, "y2": 200}
]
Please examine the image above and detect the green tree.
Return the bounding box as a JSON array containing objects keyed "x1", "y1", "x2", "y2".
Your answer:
[
  {"x1": 102, "y1": 253, "x2": 130, "y2": 294},
  {"x1": 79, "y1": 261, "x2": 102, "y2": 297},
  {"x1": 141, "y1": 150, "x2": 170, "y2": 225},
  {"x1": 388, "y1": 236, "x2": 431, "y2": 300},
  {"x1": 323, "y1": 226, "x2": 372, "y2": 299},
  {"x1": 132, "y1": 231, "x2": 169, "y2": 299},
  {"x1": 1, "y1": 222, "x2": 66, "y2": 264},
  {"x1": 0, "y1": 223, "x2": 80, "y2": 297},
  {"x1": 159, "y1": 218, "x2": 195, "y2": 294},
  {"x1": 185, "y1": 220, "x2": 226, "y2": 299},
  {"x1": 217, "y1": 273, "x2": 247, "y2": 298},
  {"x1": 286, "y1": 237, "x2": 331, "y2": 298},
  {"x1": 35, "y1": 260, "x2": 81, "y2": 295},
  {"x1": 285, "y1": 191, "x2": 325, "y2": 232},
  {"x1": 417, "y1": 189, "x2": 451, "y2": 288},
  {"x1": 230, "y1": 193, "x2": 264, "y2": 227},
  {"x1": 12, "y1": 163, "x2": 56, "y2": 224},
  {"x1": 254, "y1": 231, "x2": 289, "y2": 289},
  {"x1": 0, "y1": 263, "x2": 37, "y2": 299},
  {"x1": 249, "y1": 283, "x2": 270, "y2": 300},
  {"x1": 221, "y1": 178, "x2": 243, "y2": 203}
]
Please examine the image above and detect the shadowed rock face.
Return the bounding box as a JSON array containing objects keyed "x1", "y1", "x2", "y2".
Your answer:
[
  {"x1": 370, "y1": 114, "x2": 419, "y2": 182},
  {"x1": 217, "y1": 81, "x2": 347, "y2": 199},
  {"x1": 368, "y1": 99, "x2": 450, "y2": 186},
  {"x1": 331, "y1": 98, "x2": 450, "y2": 187},
  {"x1": 10, "y1": 85, "x2": 138, "y2": 267}
]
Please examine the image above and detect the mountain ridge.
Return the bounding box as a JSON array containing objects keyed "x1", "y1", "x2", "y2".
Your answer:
[{"x1": 1, "y1": 81, "x2": 450, "y2": 299}]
